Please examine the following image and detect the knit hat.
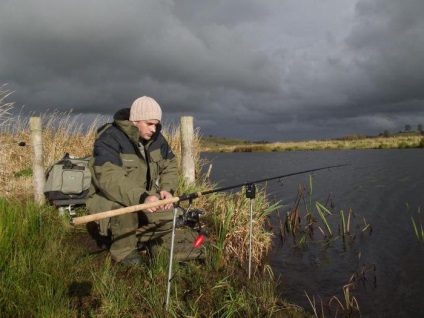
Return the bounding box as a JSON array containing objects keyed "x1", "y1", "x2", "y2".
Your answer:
[{"x1": 129, "y1": 96, "x2": 162, "y2": 122}]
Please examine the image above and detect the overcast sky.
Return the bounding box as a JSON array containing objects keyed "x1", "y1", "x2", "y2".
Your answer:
[{"x1": 1, "y1": 0, "x2": 423, "y2": 141}]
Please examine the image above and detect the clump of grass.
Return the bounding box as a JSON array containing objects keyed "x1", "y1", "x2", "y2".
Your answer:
[
  {"x1": 202, "y1": 187, "x2": 279, "y2": 269},
  {"x1": 0, "y1": 198, "x2": 73, "y2": 316}
]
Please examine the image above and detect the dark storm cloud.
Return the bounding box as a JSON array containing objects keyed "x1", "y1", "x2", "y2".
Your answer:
[
  {"x1": 343, "y1": 0, "x2": 424, "y2": 105},
  {"x1": 0, "y1": 0, "x2": 423, "y2": 141}
]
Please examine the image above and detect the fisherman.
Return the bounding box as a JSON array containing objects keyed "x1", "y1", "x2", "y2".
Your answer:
[{"x1": 85, "y1": 96, "x2": 178, "y2": 265}]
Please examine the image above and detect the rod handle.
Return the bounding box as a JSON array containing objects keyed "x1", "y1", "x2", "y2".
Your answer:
[{"x1": 70, "y1": 197, "x2": 180, "y2": 226}]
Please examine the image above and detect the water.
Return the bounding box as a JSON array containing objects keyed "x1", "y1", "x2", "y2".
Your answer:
[{"x1": 200, "y1": 149, "x2": 424, "y2": 317}]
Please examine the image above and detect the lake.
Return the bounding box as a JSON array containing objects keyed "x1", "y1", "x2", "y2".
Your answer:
[{"x1": 201, "y1": 149, "x2": 424, "y2": 317}]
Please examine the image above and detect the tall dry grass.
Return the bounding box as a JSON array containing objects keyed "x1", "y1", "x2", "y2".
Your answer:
[
  {"x1": 0, "y1": 109, "x2": 204, "y2": 202},
  {"x1": 0, "y1": 110, "x2": 105, "y2": 200},
  {"x1": 0, "y1": 84, "x2": 14, "y2": 128}
]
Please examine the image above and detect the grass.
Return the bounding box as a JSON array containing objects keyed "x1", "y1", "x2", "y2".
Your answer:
[{"x1": 0, "y1": 84, "x2": 13, "y2": 128}]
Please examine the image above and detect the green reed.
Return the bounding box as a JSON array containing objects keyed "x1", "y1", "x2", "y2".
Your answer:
[
  {"x1": 406, "y1": 203, "x2": 423, "y2": 242},
  {"x1": 411, "y1": 207, "x2": 424, "y2": 242}
]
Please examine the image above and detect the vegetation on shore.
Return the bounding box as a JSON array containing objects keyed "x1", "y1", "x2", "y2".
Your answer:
[{"x1": 200, "y1": 133, "x2": 424, "y2": 153}]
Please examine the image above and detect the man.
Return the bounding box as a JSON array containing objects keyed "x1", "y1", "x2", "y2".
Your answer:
[{"x1": 86, "y1": 96, "x2": 178, "y2": 265}]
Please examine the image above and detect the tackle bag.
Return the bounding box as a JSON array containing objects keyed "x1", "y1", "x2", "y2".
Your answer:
[{"x1": 44, "y1": 153, "x2": 91, "y2": 207}]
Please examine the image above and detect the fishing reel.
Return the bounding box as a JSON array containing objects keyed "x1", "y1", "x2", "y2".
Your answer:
[{"x1": 175, "y1": 207, "x2": 205, "y2": 229}]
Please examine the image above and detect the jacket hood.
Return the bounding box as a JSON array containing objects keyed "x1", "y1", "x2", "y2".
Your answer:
[{"x1": 113, "y1": 108, "x2": 131, "y2": 120}]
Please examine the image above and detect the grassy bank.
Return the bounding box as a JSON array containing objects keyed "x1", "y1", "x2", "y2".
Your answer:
[
  {"x1": 200, "y1": 134, "x2": 424, "y2": 153},
  {"x1": 1, "y1": 196, "x2": 306, "y2": 317}
]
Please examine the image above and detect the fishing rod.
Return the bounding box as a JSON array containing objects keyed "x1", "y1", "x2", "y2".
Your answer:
[
  {"x1": 178, "y1": 163, "x2": 349, "y2": 201},
  {"x1": 70, "y1": 164, "x2": 349, "y2": 226}
]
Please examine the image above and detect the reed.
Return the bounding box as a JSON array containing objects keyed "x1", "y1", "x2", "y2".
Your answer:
[
  {"x1": 279, "y1": 179, "x2": 372, "y2": 249},
  {"x1": 305, "y1": 259, "x2": 376, "y2": 318},
  {"x1": 328, "y1": 283, "x2": 361, "y2": 317},
  {"x1": 278, "y1": 178, "x2": 382, "y2": 317},
  {"x1": 315, "y1": 202, "x2": 333, "y2": 238},
  {"x1": 410, "y1": 206, "x2": 424, "y2": 242}
]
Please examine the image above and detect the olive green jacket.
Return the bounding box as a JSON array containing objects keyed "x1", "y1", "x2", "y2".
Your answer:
[{"x1": 86, "y1": 110, "x2": 178, "y2": 226}]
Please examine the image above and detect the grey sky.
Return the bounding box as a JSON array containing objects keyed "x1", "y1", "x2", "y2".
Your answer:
[{"x1": 1, "y1": 0, "x2": 423, "y2": 141}]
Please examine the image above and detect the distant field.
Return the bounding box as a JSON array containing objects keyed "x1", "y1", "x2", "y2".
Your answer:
[{"x1": 200, "y1": 133, "x2": 424, "y2": 152}]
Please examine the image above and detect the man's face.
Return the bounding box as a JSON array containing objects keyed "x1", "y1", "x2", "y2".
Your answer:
[{"x1": 131, "y1": 119, "x2": 160, "y2": 141}]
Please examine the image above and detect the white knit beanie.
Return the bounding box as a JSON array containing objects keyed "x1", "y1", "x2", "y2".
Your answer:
[{"x1": 129, "y1": 96, "x2": 162, "y2": 122}]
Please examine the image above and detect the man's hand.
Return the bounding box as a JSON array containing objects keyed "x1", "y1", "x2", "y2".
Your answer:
[
  {"x1": 143, "y1": 191, "x2": 174, "y2": 212},
  {"x1": 159, "y1": 190, "x2": 174, "y2": 210}
]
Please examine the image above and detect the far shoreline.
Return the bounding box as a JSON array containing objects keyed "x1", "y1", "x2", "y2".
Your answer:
[{"x1": 200, "y1": 133, "x2": 424, "y2": 153}]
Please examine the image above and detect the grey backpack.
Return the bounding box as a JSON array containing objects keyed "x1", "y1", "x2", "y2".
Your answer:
[{"x1": 44, "y1": 153, "x2": 91, "y2": 207}]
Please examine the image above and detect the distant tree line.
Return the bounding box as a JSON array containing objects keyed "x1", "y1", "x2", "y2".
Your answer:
[{"x1": 379, "y1": 124, "x2": 424, "y2": 138}]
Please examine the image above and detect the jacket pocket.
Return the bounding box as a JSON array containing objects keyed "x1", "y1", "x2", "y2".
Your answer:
[
  {"x1": 121, "y1": 154, "x2": 139, "y2": 176},
  {"x1": 149, "y1": 150, "x2": 162, "y2": 163}
]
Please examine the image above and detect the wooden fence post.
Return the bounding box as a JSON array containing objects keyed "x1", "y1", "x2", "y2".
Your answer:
[
  {"x1": 180, "y1": 116, "x2": 195, "y2": 184},
  {"x1": 30, "y1": 117, "x2": 45, "y2": 205}
]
